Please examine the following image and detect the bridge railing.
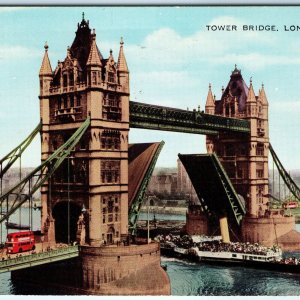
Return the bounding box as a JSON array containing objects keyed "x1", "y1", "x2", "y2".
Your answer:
[{"x1": 0, "y1": 245, "x2": 79, "y2": 273}]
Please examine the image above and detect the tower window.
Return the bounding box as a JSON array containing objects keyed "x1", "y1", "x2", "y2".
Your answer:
[
  {"x1": 256, "y1": 163, "x2": 264, "y2": 178},
  {"x1": 108, "y1": 200, "x2": 114, "y2": 213},
  {"x1": 256, "y1": 143, "x2": 264, "y2": 156},
  {"x1": 101, "y1": 160, "x2": 120, "y2": 183},
  {"x1": 101, "y1": 130, "x2": 121, "y2": 151},
  {"x1": 63, "y1": 74, "x2": 68, "y2": 87},
  {"x1": 70, "y1": 95, "x2": 74, "y2": 107},
  {"x1": 92, "y1": 71, "x2": 97, "y2": 85},
  {"x1": 76, "y1": 94, "x2": 81, "y2": 107},
  {"x1": 108, "y1": 214, "x2": 113, "y2": 223},
  {"x1": 108, "y1": 72, "x2": 115, "y2": 83},
  {"x1": 63, "y1": 97, "x2": 68, "y2": 108},
  {"x1": 58, "y1": 98, "x2": 62, "y2": 109},
  {"x1": 102, "y1": 94, "x2": 121, "y2": 121},
  {"x1": 101, "y1": 194, "x2": 120, "y2": 225},
  {"x1": 69, "y1": 72, "x2": 74, "y2": 86}
]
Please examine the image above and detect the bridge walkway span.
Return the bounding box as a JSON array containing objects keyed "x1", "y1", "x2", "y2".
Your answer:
[{"x1": 0, "y1": 244, "x2": 79, "y2": 274}]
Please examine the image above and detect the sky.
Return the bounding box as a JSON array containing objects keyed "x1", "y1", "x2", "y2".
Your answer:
[{"x1": 0, "y1": 6, "x2": 300, "y2": 170}]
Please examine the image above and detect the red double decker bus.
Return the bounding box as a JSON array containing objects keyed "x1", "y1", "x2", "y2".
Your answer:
[{"x1": 5, "y1": 231, "x2": 35, "y2": 254}]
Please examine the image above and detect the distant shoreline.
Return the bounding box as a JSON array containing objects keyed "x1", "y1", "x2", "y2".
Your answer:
[{"x1": 140, "y1": 206, "x2": 187, "y2": 215}]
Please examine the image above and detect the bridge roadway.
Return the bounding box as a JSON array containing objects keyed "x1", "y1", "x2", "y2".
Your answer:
[{"x1": 0, "y1": 243, "x2": 79, "y2": 274}]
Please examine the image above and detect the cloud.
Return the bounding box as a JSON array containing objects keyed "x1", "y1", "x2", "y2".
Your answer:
[
  {"x1": 0, "y1": 46, "x2": 40, "y2": 60},
  {"x1": 132, "y1": 71, "x2": 199, "y2": 89},
  {"x1": 117, "y1": 15, "x2": 278, "y2": 71},
  {"x1": 271, "y1": 101, "x2": 300, "y2": 113},
  {"x1": 94, "y1": 15, "x2": 280, "y2": 73},
  {"x1": 130, "y1": 70, "x2": 202, "y2": 108},
  {"x1": 209, "y1": 53, "x2": 300, "y2": 71}
]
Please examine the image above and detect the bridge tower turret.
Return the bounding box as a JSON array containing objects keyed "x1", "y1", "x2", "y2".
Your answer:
[
  {"x1": 205, "y1": 83, "x2": 215, "y2": 154},
  {"x1": 205, "y1": 83, "x2": 215, "y2": 115},
  {"x1": 244, "y1": 78, "x2": 270, "y2": 217},
  {"x1": 39, "y1": 42, "x2": 56, "y2": 242},
  {"x1": 117, "y1": 37, "x2": 129, "y2": 92}
]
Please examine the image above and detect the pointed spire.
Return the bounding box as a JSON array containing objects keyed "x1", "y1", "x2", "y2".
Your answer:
[
  {"x1": 246, "y1": 77, "x2": 256, "y2": 102},
  {"x1": 117, "y1": 37, "x2": 129, "y2": 72},
  {"x1": 39, "y1": 42, "x2": 52, "y2": 76},
  {"x1": 67, "y1": 46, "x2": 71, "y2": 59},
  {"x1": 205, "y1": 83, "x2": 215, "y2": 114},
  {"x1": 259, "y1": 83, "x2": 268, "y2": 105},
  {"x1": 86, "y1": 30, "x2": 102, "y2": 67},
  {"x1": 206, "y1": 83, "x2": 215, "y2": 107},
  {"x1": 232, "y1": 64, "x2": 241, "y2": 75},
  {"x1": 105, "y1": 48, "x2": 115, "y2": 67}
]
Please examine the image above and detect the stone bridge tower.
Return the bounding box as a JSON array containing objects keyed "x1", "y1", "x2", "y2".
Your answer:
[
  {"x1": 205, "y1": 66, "x2": 269, "y2": 217},
  {"x1": 39, "y1": 16, "x2": 129, "y2": 246},
  {"x1": 205, "y1": 66, "x2": 295, "y2": 245}
]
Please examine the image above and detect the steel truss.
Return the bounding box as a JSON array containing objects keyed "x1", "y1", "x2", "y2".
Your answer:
[
  {"x1": 129, "y1": 101, "x2": 250, "y2": 135},
  {"x1": 269, "y1": 143, "x2": 300, "y2": 201},
  {"x1": 0, "y1": 122, "x2": 42, "y2": 180},
  {"x1": 0, "y1": 117, "x2": 90, "y2": 224},
  {"x1": 210, "y1": 153, "x2": 246, "y2": 225}
]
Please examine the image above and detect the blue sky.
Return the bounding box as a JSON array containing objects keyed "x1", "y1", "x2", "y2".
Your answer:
[{"x1": 0, "y1": 6, "x2": 300, "y2": 170}]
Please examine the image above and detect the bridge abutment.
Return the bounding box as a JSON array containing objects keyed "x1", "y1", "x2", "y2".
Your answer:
[
  {"x1": 241, "y1": 215, "x2": 297, "y2": 249},
  {"x1": 185, "y1": 205, "x2": 209, "y2": 235},
  {"x1": 11, "y1": 242, "x2": 170, "y2": 295}
]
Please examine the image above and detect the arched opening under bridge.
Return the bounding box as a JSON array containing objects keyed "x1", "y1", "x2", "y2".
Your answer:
[{"x1": 52, "y1": 201, "x2": 82, "y2": 244}]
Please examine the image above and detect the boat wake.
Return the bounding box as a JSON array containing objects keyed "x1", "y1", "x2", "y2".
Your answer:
[{"x1": 161, "y1": 256, "x2": 198, "y2": 266}]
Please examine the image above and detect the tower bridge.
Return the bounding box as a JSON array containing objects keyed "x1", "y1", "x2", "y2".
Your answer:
[{"x1": 0, "y1": 16, "x2": 299, "y2": 295}]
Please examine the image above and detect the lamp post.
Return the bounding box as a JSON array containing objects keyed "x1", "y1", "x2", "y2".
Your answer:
[
  {"x1": 67, "y1": 156, "x2": 71, "y2": 245},
  {"x1": 147, "y1": 195, "x2": 151, "y2": 244}
]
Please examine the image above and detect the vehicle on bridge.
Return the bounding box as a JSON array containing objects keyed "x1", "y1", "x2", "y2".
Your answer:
[
  {"x1": 5, "y1": 231, "x2": 35, "y2": 254},
  {"x1": 283, "y1": 201, "x2": 298, "y2": 209}
]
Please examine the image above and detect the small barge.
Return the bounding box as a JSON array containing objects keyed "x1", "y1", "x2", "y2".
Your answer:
[{"x1": 5, "y1": 222, "x2": 30, "y2": 230}]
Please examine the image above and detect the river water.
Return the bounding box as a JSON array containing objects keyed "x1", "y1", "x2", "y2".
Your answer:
[{"x1": 0, "y1": 210, "x2": 300, "y2": 296}]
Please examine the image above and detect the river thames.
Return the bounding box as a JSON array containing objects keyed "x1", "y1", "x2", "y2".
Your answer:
[{"x1": 0, "y1": 210, "x2": 300, "y2": 296}]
